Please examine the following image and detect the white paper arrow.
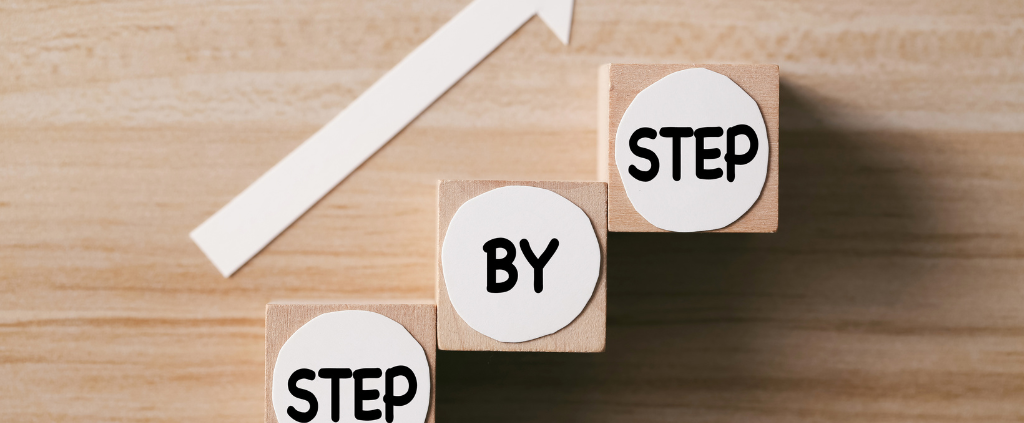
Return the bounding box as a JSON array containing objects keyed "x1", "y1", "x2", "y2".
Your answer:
[{"x1": 191, "y1": 0, "x2": 574, "y2": 277}]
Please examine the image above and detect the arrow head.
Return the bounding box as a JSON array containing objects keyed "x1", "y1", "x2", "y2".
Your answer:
[{"x1": 537, "y1": 0, "x2": 574, "y2": 45}]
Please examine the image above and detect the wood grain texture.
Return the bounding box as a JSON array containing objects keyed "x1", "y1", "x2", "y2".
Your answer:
[
  {"x1": 436, "y1": 180, "x2": 607, "y2": 352},
  {"x1": 265, "y1": 303, "x2": 436, "y2": 423},
  {"x1": 601, "y1": 64, "x2": 780, "y2": 232},
  {"x1": 3, "y1": 0, "x2": 1024, "y2": 422}
]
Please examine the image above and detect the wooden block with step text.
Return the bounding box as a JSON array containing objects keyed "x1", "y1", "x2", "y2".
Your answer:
[
  {"x1": 266, "y1": 302, "x2": 436, "y2": 423},
  {"x1": 598, "y1": 63, "x2": 779, "y2": 233},
  {"x1": 437, "y1": 180, "x2": 606, "y2": 352}
]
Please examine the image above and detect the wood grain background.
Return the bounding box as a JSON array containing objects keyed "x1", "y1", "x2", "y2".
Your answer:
[{"x1": 2, "y1": 0, "x2": 1023, "y2": 421}]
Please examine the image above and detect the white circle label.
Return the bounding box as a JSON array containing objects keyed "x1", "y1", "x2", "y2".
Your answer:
[
  {"x1": 615, "y1": 68, "x2": 769, "y2": 232},
  {"x1": 272, "y1": 311, "x2": 430, "y2": 423},
  {"x1": 441, "y1": 186, "x2": 601, "y2": 343}
]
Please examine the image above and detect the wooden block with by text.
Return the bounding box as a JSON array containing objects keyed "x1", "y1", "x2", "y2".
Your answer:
[
  {"x1": 598, "y1": 63, "x2": 780, "y2": 233},
  {"x1": 266, "y1": 302, "x2": 436, "y2": 423},
  {"x1": 437, "y1": 180, "x2": 606, "y2": 352}
]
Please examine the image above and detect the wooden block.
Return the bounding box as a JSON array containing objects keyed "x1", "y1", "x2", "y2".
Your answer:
[
  {"x1": 266, "y1": 302, "x2": 436, "y2": 423},
  {"x1": 437, "y1": 180, "x2": 607, "y2": 352},
  {"x1": 599, "y1": 63, "x2": 780, "y2": 232}
]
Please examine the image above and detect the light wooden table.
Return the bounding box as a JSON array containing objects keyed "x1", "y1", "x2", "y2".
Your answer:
[{"x1": 3, "y1": 1, "x2": 1023, "y2": 421}]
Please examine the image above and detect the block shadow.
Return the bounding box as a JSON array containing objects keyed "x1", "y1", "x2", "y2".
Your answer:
[{"x1": 436, "y1": 81, "x2": 935, "y2": 422}]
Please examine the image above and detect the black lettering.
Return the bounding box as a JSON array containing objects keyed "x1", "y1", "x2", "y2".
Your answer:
[
  {"x1": 353, "y1": 368, "x2": 382, "y2": 421},
  {"x1": 287, "y1": 368, "x2": 318, "y2": 423},
  {"x1": 317, "y1": 368, "x2": 352, "y2": 422},
  {"x1": 725, "y1": 124, "x2": 758, "y2": 182},
  {"x1": 694, "y1": 127, "x2": 724, "y2": 180},
  {"x1": 383, "y1": 366, "x2": 417, "y2": 423},
  {"x1": 628, "y1": 127, "x2": 659, "y2": 182},
  {"x1": 658, "y1": 127, "x2": 693, "y2": 181},
  {"x1": 519, "y1": 239, "x2": 559, "y2": 293},
  {"x1": 483, "y1": 238, "x2": 518, "y2": 293}
]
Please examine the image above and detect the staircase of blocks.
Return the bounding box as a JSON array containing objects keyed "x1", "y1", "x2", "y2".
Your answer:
[{"x1": 265, "y1": 63, "x2": 779, "y2": 423}]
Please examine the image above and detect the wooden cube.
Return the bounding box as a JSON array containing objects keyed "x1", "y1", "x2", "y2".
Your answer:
[
  {"x1": 437, "y1": 180, "x2": 607, "y2": 352},
  {"x1": 265, "y1": 302, "x2": 436, "y2": 423},
  {"x1": 598, "y1": 63, "x2": 780, "y2": 232}
]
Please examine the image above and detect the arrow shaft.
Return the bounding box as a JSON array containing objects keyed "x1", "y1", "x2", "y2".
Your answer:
[{"x1": 191, "y1": 0, "x2": 543, "y2": 276}]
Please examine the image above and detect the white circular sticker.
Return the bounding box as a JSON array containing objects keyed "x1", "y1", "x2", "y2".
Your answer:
[
  {"x1": 272, "y1": 311, "x2": 430, "y2": 423},
  {"x1": 615, "y1": 68, "x2": 769, "y2": 232},
  {"x1": 441, "y1": 186, "x2": 601, "y2": 343}
]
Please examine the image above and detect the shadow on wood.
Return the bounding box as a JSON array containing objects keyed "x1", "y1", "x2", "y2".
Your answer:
[{"x1": 434, "y1": 81, "x2": 976, "y2": 422}]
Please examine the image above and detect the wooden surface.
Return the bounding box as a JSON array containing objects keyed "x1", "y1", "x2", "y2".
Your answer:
[
  {"x1": 264, "y1": 303, "x2": 436, "y2": 423},
  {"x1": 2, "y1": 0, "x2": 1024, "y2": 422},
  {"x1": 600, "y1": 64, "x2": 780, "y2": 232},
  {"x1": 436, "y1": 181, "x2": 606, "y2": 352}
]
